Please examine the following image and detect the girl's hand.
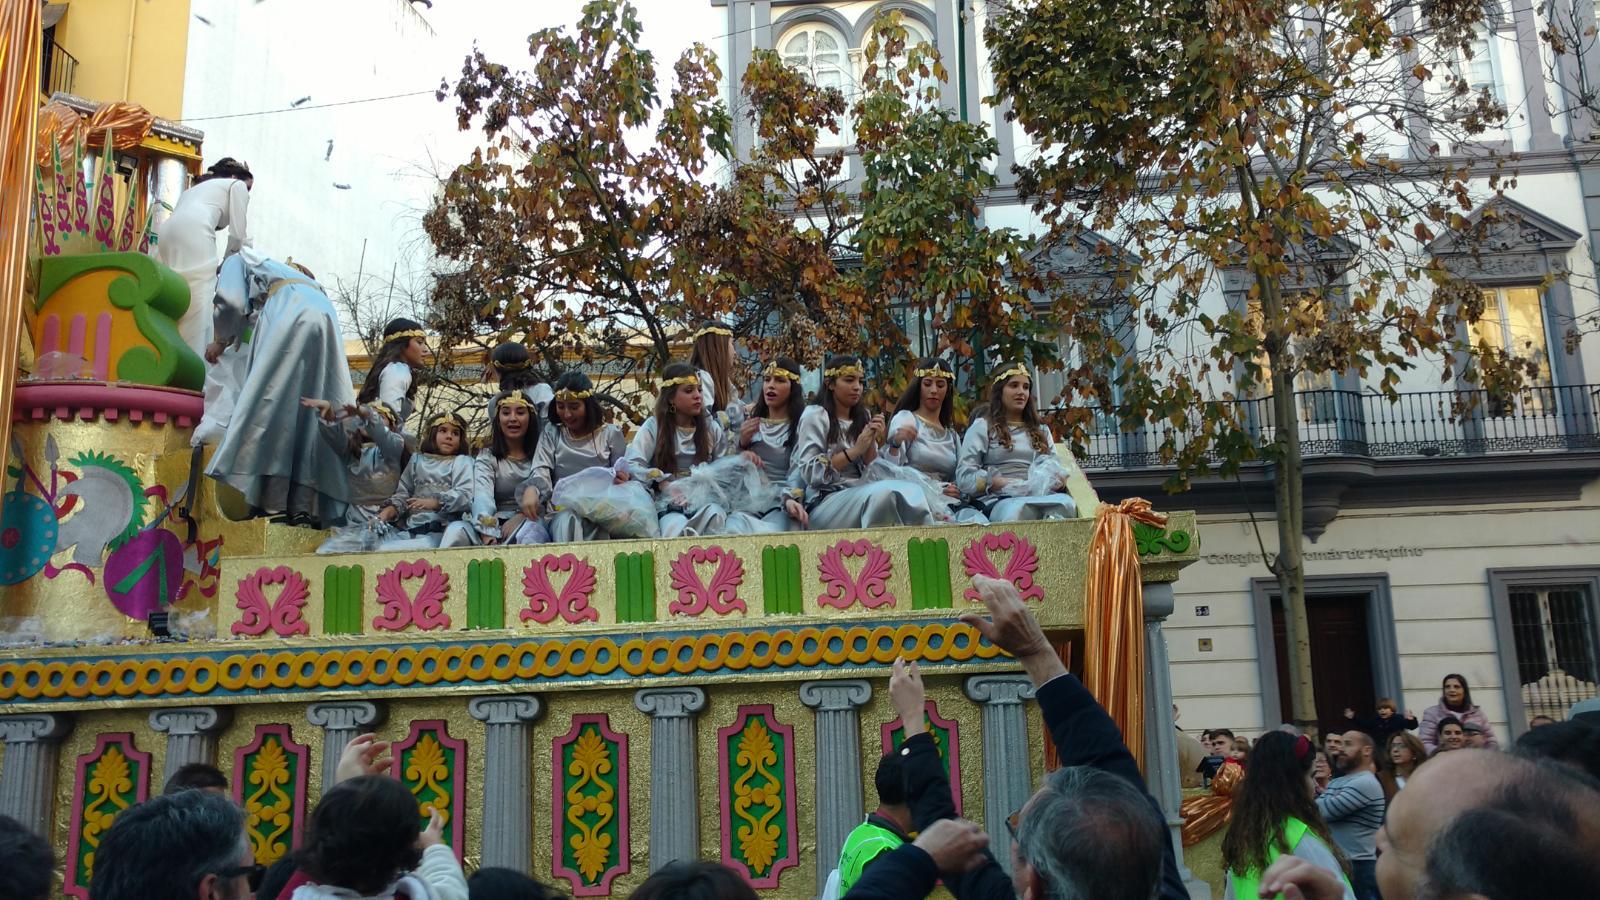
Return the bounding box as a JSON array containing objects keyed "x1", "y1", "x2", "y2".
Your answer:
[
  {"x1": 893, "y1": 425, "x2": 918, "y2": 447},
  {"x1": 784, "y1": 497, "x2": 809, "y2": 528},
  {"x1": 741, "y1": 450, "x2": 762, "y2": 469},
  {"x1": 520, "y1": 486, "x2": 540, "y2": 519},
  {"x1": 300, "y1": 397, "x2": 334, "y2": 420},
  {"x1": 613, "y1": 470, "x2": 630, "y2": 485},
  {"x1": 991, "y1": 475, "x2": 1010, "y2": 491},
  {"x1": 378, "y1": 506, "x2": 398, "y2": 523},
  {"x1": 942, "y1": 483, "x2": 961, "y2": 498},
  {"x1": 417, "y1": 808, "x2": 445, "y2": 850},
  {"x1": 205, "y1": 341, "x2": 226, "y2": 364},
  {"x1": 500, "y1": 518, "x2": 520, "y2": 540},
  {"x1": 738, "y1": 416, "x2": 761, "y2": 448},
  {"x1": 406, "y1": 497, "x2": 441, "y2": 512}
]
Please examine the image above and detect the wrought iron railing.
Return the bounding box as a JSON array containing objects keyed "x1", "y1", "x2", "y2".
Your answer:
[
  {"x1": 1066, "y1": 384, "x2": 1600, "y2": 470},
  {"x1": 42, "y1": 40, "x2": 76, "y2": 97}
]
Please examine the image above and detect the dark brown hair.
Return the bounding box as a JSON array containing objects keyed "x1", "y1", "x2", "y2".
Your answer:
[
  {"x1": 893, "y1": 357, "x2": 955, "y2": 426},
  {"x1": 1221, "y1": 731, "x2": 1348, "y2": 879},
  {"x1": 690, "y1": 322, "x2": 738, "y2": 413},
  {"x1": 750, "y1": 356, "x2": 806, "y2": 451},
  {"x1": 548, "y1": 370, "x2": 603, "y2": 435},
  {"x1": 818, "y1": 353, "x2": 869, "y2": 445},
  {"x1": 299, "y1": 776, "x2": 422, "y2": 896},
  {"x1": 652, "y1": 362, "x2": 712, "y2": 473},
  {"x1": 986, "y1": 366, "x2": 1050, "y2": 454},
  {"x1": 489, "y1": 391, "x2": 539, "y2": 459},
  {"x1": 421, "y1": 413, "x2": 469, "y2": 456}
]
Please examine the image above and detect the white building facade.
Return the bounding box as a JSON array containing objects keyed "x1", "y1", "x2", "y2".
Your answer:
[{"x1": 712, "y1": 0, "x2": 1600, "y2": 747}]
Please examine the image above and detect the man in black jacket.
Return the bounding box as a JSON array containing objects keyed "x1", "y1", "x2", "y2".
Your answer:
[{"x1": 845, "y1": 574, "x2": 1188, "y2": 900}]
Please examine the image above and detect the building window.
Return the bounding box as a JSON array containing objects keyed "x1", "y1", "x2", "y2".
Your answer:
[
  {"x1": 865, "y1": 19, "x2": 937, "y2": 106},
  {"x1": 1507, "y1": 581, "x2": 1599, "y2": 721},
  {"x1": 1458, "y1": 30, "x2": 1504, "y2": 104},
  {"x1": 779, "y1": 23, "x2": 853, "y2": 144},
  {"x1": 1244, "y1": 298, "x2": 1338, "y2": 424},
  {"x1": 1470, "y1": 286, "x2": 1553, "y2": 415}
]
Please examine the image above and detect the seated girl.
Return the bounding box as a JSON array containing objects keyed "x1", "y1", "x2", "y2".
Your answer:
[
  {"x1": 886, "y1": 357, "x2": 988, "y2": 525},
  {"x1": 304, "y1": 398, "x2": 408, "y2": 553},
  {"x1": 792, "y1": 355, "x2": 937, "y2": 530},
  {"x1": 376, "y1": 413, "x2": 474, "y2": 549},
  {"x1": 485, "y1": 340, "x2": 554, "y2": 421},
  {"x1": 522, "y1": 371, "x2": 629, "y2": 542},
  {"x1": 957, "y1": 363, "x2": 1077, "y2": 522},
  {"x1": 691, "y1": 321, "x2": 746, "y2": 431},
  {"x1": 725, "y1": 357, "x2": 809, "y2": 533},
  {"x1": 625, "y1": 362, "x2": 732, "y2": 538},
  {"x1": 442, "y1": 392, "x2": 547, "y2": 546}
]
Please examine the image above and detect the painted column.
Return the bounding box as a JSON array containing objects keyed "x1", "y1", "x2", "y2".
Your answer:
[
  {"x1": 799, "y1": 679, "x2": 872, "y2": 891},
  {"x1": 964, "y1": 674, "x2": 1035, "y2": 873},
  {"x1": 148, "y1": 706, "x2": 231, "y2": 786},
  {"x1": 0, "y1": 713, "x2": 71, "y2": 835},
  {"x1": 468, "y1": 695, "x2": 543, "y2": 872},
  {"x1": 1512, "y1": 1, "x2": 1563, "y2": 151},
  {"x1": 306, "y1": 701, "x2": 384, "y2": 795},
  {"x1": 634, "y1": 687, "x2": 707, "y2": 872},
  {"x1": 1143, "y1": 581, "x2": 1210, "y2": 899}
]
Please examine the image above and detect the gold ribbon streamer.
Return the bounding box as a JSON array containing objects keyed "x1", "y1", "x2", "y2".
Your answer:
[
  {"x1": 0, "y1": 1, "x2": 41, "y2": 488},
  {"x1": 1082, "y1": 497, "x2": 1165, "y2": 773},
  {"x1": 1179, "y1": 759, "x2": 1242, "y2": 847}
]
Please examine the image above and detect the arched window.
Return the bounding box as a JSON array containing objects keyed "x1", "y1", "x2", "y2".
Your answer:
[
  {"x1": 780, "y1": 23, "x2": 852, "y2": 143},
  {"x1": 865, "y1": 19, "x2": 937, "y2": 107}
]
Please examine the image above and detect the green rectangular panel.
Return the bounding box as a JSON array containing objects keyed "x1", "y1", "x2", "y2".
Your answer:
[
  {"x1": 467, "y1": 559, "x2": 505, "y2": 630},
  {"x1": 323, "y1": 565, "x2": 363, "y2": 635},
  {"x1": 615, "y1": 552, "x2": 655, "y2": 623}
]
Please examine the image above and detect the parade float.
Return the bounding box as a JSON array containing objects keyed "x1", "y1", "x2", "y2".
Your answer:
[{"x1": 0, "y1": 28, "x2": 1206, "y2": 900}]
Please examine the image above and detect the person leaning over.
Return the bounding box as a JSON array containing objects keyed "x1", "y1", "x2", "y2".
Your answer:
[{"x1": 844, "y1": 574, "x2": 1187, "y2": 900}]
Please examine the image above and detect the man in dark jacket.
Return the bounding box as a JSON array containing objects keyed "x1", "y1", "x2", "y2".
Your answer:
[{"x1": 845, "y1": 574, "x2": 1188, "y2": 900}]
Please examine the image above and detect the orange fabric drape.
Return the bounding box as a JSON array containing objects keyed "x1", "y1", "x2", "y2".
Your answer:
[
  {"x1": 1180, "y1": 759, "x2": 1243, "y2": 847},
  {"x1": 1082, "y1": 498, "x2": 1167, "y2": 773},
  {"x1": 0, "y1": 0, "x2": 42, "y2": 485}
]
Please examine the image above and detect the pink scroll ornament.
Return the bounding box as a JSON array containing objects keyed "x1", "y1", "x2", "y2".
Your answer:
[
  {"x1": 232, "y1": 565, "x2": 310, "y2": 637},
  {"x1": 816, "y1": 539, "x2": 895, "y2": 610},
  {"x1": 668, "y1": 546, "x2": 747, "y2": 616},
  {"x1": 961, "y1": 531, "x2": 1044, "y2": 603},
  {"x1": 372, "y1": 560, "x2": 451, "y2": 631},
  {"x1": 521, "y1": 553, "x2": 599, "y2": 625}
]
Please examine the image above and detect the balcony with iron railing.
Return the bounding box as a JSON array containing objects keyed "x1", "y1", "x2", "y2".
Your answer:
[
  {"x1": 1066, "y1": 384, "x2": 1600, "y2": 471},
  {"x1": 42, "y1": 39, "x2": 76, "y2": 98}
]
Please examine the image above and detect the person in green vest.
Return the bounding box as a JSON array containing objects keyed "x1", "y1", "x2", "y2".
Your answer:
[
  {"x1": 833, "y1": 752, "x2": 915, "y2": 896},
  {"x1": 1222, "y1": 731, "x2": 1356, "y2": 900}
]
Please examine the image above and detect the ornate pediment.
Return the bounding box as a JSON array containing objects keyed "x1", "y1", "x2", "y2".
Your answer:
[
  {"x1": 1428, "y1": 196, "x2": 1581, "y2": 259},
  {"x1": 1024, "y1": 230, "x2": 1138, "y2": 307}
]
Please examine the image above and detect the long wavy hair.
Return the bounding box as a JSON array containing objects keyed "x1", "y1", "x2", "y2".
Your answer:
[
  {"x1": 818, "y1": 353, "x2": 870, "y2": 446},
  {"x1": 690, "y1": 322, "x2": 738, "y2": 414},
  {"x1": 750, "y1": 356, "x2": 806, "y2": 452},
  {"x1": 653, "y1": 362, "x2": 712, "y2": 473},
  {"x1": 1221, "y1": 731, "x2": 1348, "y2": 879},
  {"x1": 986, "y1": 366, "x2": 1050, "y2": 453},
  {"x1": 893, "y1": 357, "x2": 955, "y2": 426},
  {"x1": 488, "y1": 391, "x2": 539, "y2": 460},
  {"x1": 547, "y1": 370, "x2": 603, "y2": 435},
  {"x1": 356, "y1": 318, "x2": 424, "y2": 405}
]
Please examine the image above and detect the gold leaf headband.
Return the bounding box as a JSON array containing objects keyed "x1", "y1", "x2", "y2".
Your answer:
[
  {"x1": 824, "y1": 365, "x2": 865, "y2": 379},
  {"x1": 492, "y1": 358, "x2": 531, "y2": 371},
  {"x1": 914, "y1": 366, "x2": 954, "y2": 379},
  {"x1": 428, "y1": 414, "x2": 461, "y2": 430},
  {"x1": 991, "y1": 364, "x2": 1031, "y2": 385},
  {"x1": 555, "y1": 388, "x2": 593, "y2": 400},
  {"x1": 660, "y1": 374, "x2": 700, "y2": 390},
  {"x1": 386, "y1": 329, "x2": 428, "y2": 342},
  {"x1": 495, "y1": 395, "x2": 535, "y2": 411},
  {"x1": 693, "y1": 325, "x2": 734, "y2": 340},
  {"x1": 763, "y1": 363, "x2": 801, "y2": 382}
]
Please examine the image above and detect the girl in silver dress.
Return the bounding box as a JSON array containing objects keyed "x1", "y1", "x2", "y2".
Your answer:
[
  {"x1": 377, "y1": 413, "x2": 475, "y2": 549},
  {"x1": 304, "y1": 399, "x2": 408, "y2": 553},
  {"x1": 886, "y1": 357, "x2": 989, "y2": 525},
  {"x1": 442, "y1": 392, "x2": 548, "y2": 546},
  {"x1": 356, "y1": 318, "x2": 428, "y2": 430},
  {"x1": 691, "y1": 321, "x2": 746, "y2": 432},
  {"x1": 957, "y1": 363, "x2": 1078, "y2": 521},
  {"x1": 791, "y1": 354, "x2": 938, "y2": 531},
  {"x1": 484, "y1": 340, "x2": 554, "y2": 422},
  {"x1": 625, "y1": 362, "x2": 733, "y2": 538},
  {"x1": 725, "y1": 357, "x2": 810, "y2": 533},
  {"x1": 523, "y1": 371, "x2": 629, "y2": 542}
]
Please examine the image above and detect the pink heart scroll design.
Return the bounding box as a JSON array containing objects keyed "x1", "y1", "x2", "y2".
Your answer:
[
  {"x1": 373, "y1": 560, "x2": 452, "y2": 632},
  {"x1": 816, "y1": 539, "x2": 895, "y2": 610},
  {"x1": 961, "y1": 531, "x2": 1045, "y2": 603},
  {"x1": 521, "y1": 553, "x2": 599, "y2": 625},
  {"x1": 668, "y1": 546, "x2": 747, "y2": 616},
  {"x1": 232, "y1": 566, "x2": 310, "y2": 637}
]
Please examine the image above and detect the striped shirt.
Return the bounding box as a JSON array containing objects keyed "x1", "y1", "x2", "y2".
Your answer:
[{"x1": 1316, "y1": 770, "x2": 1386, "y2": 861}]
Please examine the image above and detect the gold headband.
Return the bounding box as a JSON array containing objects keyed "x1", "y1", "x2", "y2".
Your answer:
[
  {"x1": 495, "y1": 395, "x2": 535, "y2": 411},
  {"x1": 386, "y1": 329, "x2": 427, "y2": 342},
  {"x1": 554, "y1": 388, "x2": 593, "y2": 400},
  {"x1": 660, "y1": 375, "x2": 700, "y2": 390},
  {"x1": 368, "y1": 403, "x2": 397, "y2": 424},
  {"x1": 991, "y1": 364, "x2": 1031, "y2": 385},
  {"x1": 428, "y1": 414, "x2": 461, "y2": 430},
  {"x1": 763, "y1": 363, "x2": 801, "y2": 382},
  {"x1": 914, "y1": 366, "x2": 953, "y2": 379},
  {"x1": 492, "y1": 358, "x2": 531, "y2": 371},
  {"x1": 824, "y1": 365, "x2": 865, "y2": 379},
  {"x1": 693, "y1": 325, "x2": 734, "y2": 340}
]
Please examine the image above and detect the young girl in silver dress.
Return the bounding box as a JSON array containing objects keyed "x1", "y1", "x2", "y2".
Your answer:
[
  {"x1": 726, "y1": 357, "x2": 810, "y2": 533},
  {"x1": 377, "y1": 413, "x2": 474, "y2": 549},
  {"x1": 523, "y1": 371, "x2": 629, "y2": 542},
  {"x1": 357, "y1": 318, "x2": 428, "y2": 429},
  {"x1": 957, "y1": 363, "x2": 1078, "y2": 521},
  {"x1": 691, "y1": 321, "x2": 746, "y2": 432},
  {"x1": 791, "y1": 354, "x2": 937, "y2": 531},
  {"x1": 886, "y1": 357, "x2": 988, "y2": 525},
  {"x1": 626, "y1": 362, "x2": 732, "y2": 538},
  {"x1": 442, "y1": 392, "x2": 547, "y2": 546},
  {"x1": 305, "y1": 399, "x2": 407, "y2": 553}
]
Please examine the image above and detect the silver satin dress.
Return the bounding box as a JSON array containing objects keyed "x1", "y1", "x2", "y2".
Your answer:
[
  {"x1": 527, "y1": 424, "x2": 628, "y2": 542},
  {"x1": 724, "y1": 417, "x2": 805, "y2": 534},
  {"x1": 625, "y1": 416, "x2": 731, "y2": 538},
  {"x1": 699, "y1": 369, "x2": 747, "y2": 433},
  {"x1": 791, "y1": 406, "x2": 936, "y2": 531},
  {"x1": 887, "y1": 410, "x2": 989, "y2": 525},
  {"x1": 205, "y1": 254, "x2": 355, "y2": 525},
  {"x1": 315, "y1": 408, "x2": 406, "y2": 527},
  {"x1": 956, "y1": 418, "x2": 1077, "y2": 522},
  {"x1": 379, "y1": 453, "x2": 475, "y2": 550},
  {"x1": 440, "y1": 450, "x2": 548, "y2": 547}
]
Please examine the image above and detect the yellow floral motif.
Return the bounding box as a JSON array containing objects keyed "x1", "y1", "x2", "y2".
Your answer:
[
  {"x1": 406, "y1": 734, "x2": 452, "y2": 827},
  {"x1": 244, "y1": 738, "x2": 294, "y2": 864},
  {"x1": 82, "y1": 746, "x2": 134, "y2": 880},
  {"x1": 565, "y1": 727, "x2": 616, "y2": 882},
  {"x1": 731, "y1": 719, "x2": 782, "y2": 875}
]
